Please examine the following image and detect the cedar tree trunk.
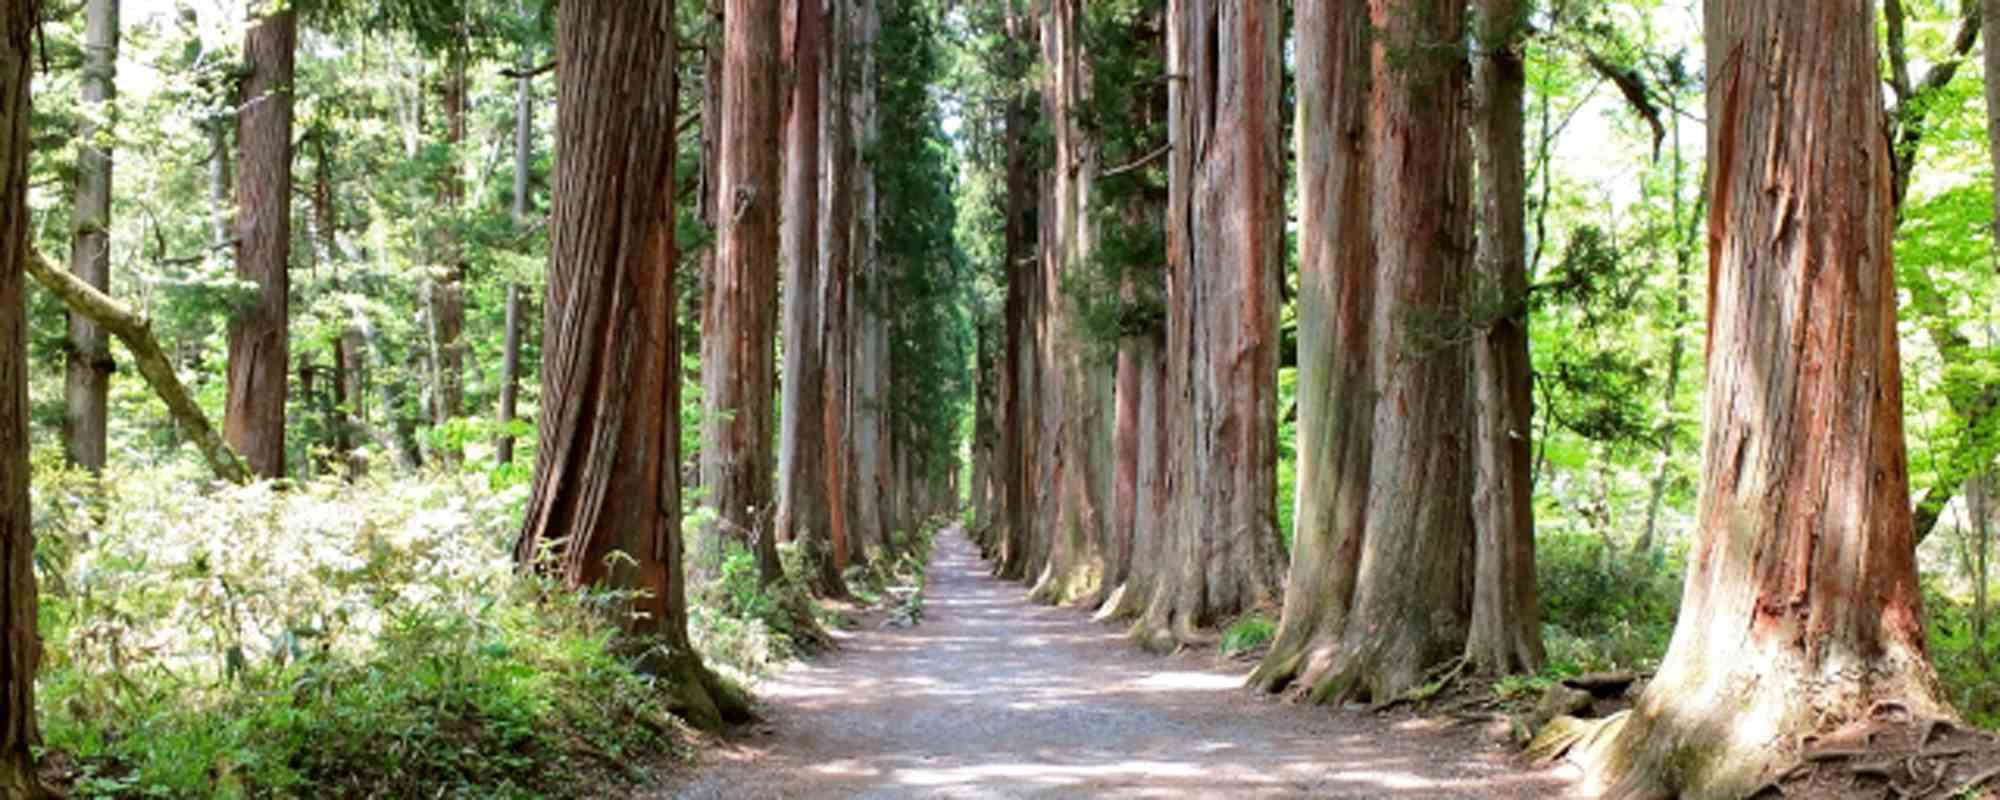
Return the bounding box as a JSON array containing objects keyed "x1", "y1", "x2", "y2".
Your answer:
[
  {"x1": 1314, "y1": 0, "x2": 1475, "y2": 701},
  {"x1": 1465, "y1": 0, "x2": 1543, "y2": 675},
  {"x1": 1579, "y1": 3, "x2": 1946, "y2": 796},
  {"x1": 514, "y1": 0, "x2": 749, "y2": 731},
  {"x1": 1248, "y1": 0, "x2": 1373, "y2": 695},
  {"x1": 64, "y1": 0, "x2": 116, "y2": 473},
  {"x1": 225, "y1": 8, "x2": 296, "y2": 480},
  {"x1": 0, "y1": 0, "x2": 43, "y2": 793},
  {"x1": 703, "y1": 0, "x2": 786, "y2": 583}
]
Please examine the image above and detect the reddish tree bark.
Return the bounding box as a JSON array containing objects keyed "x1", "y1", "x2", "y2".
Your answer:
[
  {"x1": 64, "y1": 0, "x2": 116, "y2": 474},
  {"x1": 703, "y1": 0, "x2": 785, "y2": 582},
  {"x1": 514, "y1": 0, "x2": 749, "y2": 731},
  {"x1": 0, "y1": 1, "x2": 42, "y2": 794},
  {"x1": 225, "y1": 8, "x2": 297, "y2": 480},
  {"x1": 994, "y1": 13, "x2": 1039, "y2": 580},
  {"x1": 1577, "y1": 3, "x2": 1946, "y2": 795},
  {"x1": 820, "y1": 0, "x2": 861, "y2": 572},
  {"x1": 1312, "y1": 0, "x2": 1475, "y2": 701}
]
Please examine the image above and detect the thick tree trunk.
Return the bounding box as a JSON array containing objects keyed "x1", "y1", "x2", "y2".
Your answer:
[
  {"x1": 970, "y1": 319, "x2": 999, "y2": 548},
  {"x1": 1314, "y1": 0, "x2": 1475, "y2": 701},
  {"x1": 1136, "y1": 0, "x2": 1286, "y2": 651},
  {"x1": 820, "y1": 0, "x2": 860, "y2": 573},
  {"x1": 28, "y1": 252, "x2": 248, "y2": 484},
  {"x1": 225, "y1": 9, "x2": 296, "y2": 480},
  {"x1": 0, "y1": 2, "x2": 44, "y2": 793},
  {"x1": 703, "y1": 0, "x2": 785, "y2": 583},
  {"x1": 1248, "y1": 0, "x2": 1372, "y2": 695},
  {"x1": 1578, "y1": 4, "x2": 1946, "y2": 796},
  {"x1": 64, "y1": 0, "x2": 117, "y2": 474},
  {"x1": 1464, "y1": 0, "x2": 1543, "y2": 677},
  {"x1": 777, "y1": 0, "x2": 844, "y2": 595},
  {"x1": 514, "y1": 0, "x2": 749, "y2": 731},
  {"x1": 1027, "y1": 0, "x2": 1109, "y2": 607},
  {"x1": 429, "y1": 54, "x2": 469, "y2": 466}
]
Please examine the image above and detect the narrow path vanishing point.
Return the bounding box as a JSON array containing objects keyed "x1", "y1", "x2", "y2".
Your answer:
[{"x1": 656, "y1": 529, "x2": 1578, "y2": 799}]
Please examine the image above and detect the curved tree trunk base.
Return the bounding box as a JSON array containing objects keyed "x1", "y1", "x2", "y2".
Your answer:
[
  {"x1": 1247, "y1": 627, "x2": 1343, "y2": 699},
  {"x1": 643, "y1": 648, "x2": 757, "y2": 731},
  {"x1": 1091, "y1": 581, "x2": 1145, "y2": 623},
  {"x1": 1571, "y1": 657, "x2": 1946, "y2": 800},
  {"x1": 1312, "y1": 626, "x2": 1458, "y2": 706}
]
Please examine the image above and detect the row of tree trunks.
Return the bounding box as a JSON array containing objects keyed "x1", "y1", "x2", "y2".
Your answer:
[
  {"x1": 0, "y1": 0, "x2": 41, "y2": 792},
  {"x1": 224, "y1": 7, "x2": 297, "y2": 480},
  {"x1": 513, "y1": 0, "x2": 748, "y2": 731},
  {"x1": 63, "y1": 0, "x2": 116, "y2": 474}
]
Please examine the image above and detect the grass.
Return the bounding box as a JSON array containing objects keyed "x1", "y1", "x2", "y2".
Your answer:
[{"x1": 1221, "y1": 614, "x2": 1276, "y2": 656}]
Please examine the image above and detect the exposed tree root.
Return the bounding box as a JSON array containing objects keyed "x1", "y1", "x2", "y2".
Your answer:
[{"x1": 642, "y1": 647, "x2": 757, "y2": 732}]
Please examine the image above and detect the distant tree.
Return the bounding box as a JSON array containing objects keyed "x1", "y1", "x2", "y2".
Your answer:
[
  {"x1": 64, "y1": 0, "x2": 117, "y2": 474},
  {"x1": 225, "y1": 5, "x2": 298, "y2": 479},
  {"x1": 513, "y1": 0, "x2": 749, "y2": 730}
]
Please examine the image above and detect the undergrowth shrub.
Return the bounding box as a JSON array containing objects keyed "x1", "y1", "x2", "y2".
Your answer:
[
  {"x1": 1535, "y1": 531, "x2": 1681, "y2": 675},
  {"x1": 31, "y1": 462, "x2": 687, "y2": 798}
]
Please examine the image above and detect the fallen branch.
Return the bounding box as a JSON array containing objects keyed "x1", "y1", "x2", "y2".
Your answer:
[{"x1": 26, "y1": 250, "x2": 250, "y2": 485}]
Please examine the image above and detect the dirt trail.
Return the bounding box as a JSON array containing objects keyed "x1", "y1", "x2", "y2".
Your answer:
[{"x1": 653, "y1": 529, "x2": 1578, "y2": 799}]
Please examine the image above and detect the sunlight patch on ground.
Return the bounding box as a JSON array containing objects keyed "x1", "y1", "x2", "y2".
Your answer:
[
  {"x1": 1126, "y1": 671, "x2": 1244, "y2": 692},
  {"x1": 892, "y1": 760, "x2": 1210, "y2": 787}
]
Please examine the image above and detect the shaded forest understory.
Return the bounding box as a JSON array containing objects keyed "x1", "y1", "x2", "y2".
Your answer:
[{"x1": 9, "y1": 0, "x2": 2000, "y2": 798}]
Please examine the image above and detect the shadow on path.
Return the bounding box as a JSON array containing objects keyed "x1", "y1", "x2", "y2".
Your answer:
[{"x1": 651, "y1": 528, "x2": 1578, "y2": 799}]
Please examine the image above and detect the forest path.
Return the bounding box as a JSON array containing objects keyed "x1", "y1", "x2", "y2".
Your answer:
[{"x1": 651, "y1": 529, "x2": 1576, "y2": 799}]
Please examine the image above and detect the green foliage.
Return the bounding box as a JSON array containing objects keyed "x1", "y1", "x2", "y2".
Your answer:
[
  {"x1": 1535, "y1": 532, "x2": 1679, "y2": 674},
  {"x1": 31, "y1": 466, "x2": 680, "y2": 798},
  {"x1": 1220, "y1": 615, "x2": 1276, "y2": 656}
]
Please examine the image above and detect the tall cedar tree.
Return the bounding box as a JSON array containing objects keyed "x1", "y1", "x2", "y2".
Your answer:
[
  {"x1": 1578, "y1": 2, "x2": 1947, "y2": 795},
  {"x1": 513, "y1": 0, "x2": 750, "y2": 730},
  {"x1": 1136, "y1": 0, "x2": 1286, "y2": 652},
  {"x1": 224, "y1": 7, "x2": 296, "y2": 479},
  {"x1": 64, "y1": 0, "x2": 116, "y2": 473},
  {"x1": 994, "y1": 1, "x2": 1040, "y2": 581},
  {"x1": 776, "y1": 0, "x2": 844, "y2": 595},
  {"x1": 703, "y1": 0, "x2": 786, "y2": 583},
  {"x1": 1465, "y1": 0, "x2": 1543, "y2": 674},
  {"x1": 819, "y1": 0, "x2": 861, "y2": 571},
  {"x1": 0, "y1": 1, "x2": 39, "y2": 795},
  {"x1": 1314, "y1": 0, "x2": 1475, "y2": 701},
  {"x1": 849, "y1": 0, "x2": 894, "y2": 558},
  {"x1": 1028, "y1": 0, "x2": 1110, "y2": 606},
  {"x1": 429, "y1": 51, "x2": 469, "y2": 465},
  {"x1": 1248, "y1": 0, "x2": 1374, "y2": 697}
]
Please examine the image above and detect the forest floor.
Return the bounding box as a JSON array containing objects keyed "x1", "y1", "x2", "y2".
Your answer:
[{"x1": 647, "y1": 529, "x2": 1579, "y2": 798}]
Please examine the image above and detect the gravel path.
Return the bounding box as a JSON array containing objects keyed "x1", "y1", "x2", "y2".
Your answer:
[{"x1": 653, "y1": 529, "x2": 1579, "y2": 799}]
